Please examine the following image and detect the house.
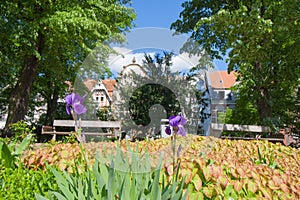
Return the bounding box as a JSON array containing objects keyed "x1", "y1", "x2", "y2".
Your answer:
[
  {"x1": 81, "y1": 58, "x2": 144, "y2": 111},
  {"x1": 119, "y1": 57, "x2": 146, "y2": 77},
  {"x1": 112, "y1": 57, "x2": 147, "y2": 113},
  {"x1": 206, "y1": 70, "x2": 237, "y2": 124},
  {"x1": 83, "y1": 78, "x2": 116, "y2": 109}
]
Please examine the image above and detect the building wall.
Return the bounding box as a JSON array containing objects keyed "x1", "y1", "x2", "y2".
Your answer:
[
  {"x1": 205, "y1": 70, "x2": 237, "y2": 135},
  {"x1": 91, "y1": 89, "x2": 111, "y2": 108}
]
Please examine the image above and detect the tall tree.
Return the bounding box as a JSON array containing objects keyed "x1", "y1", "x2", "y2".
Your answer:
[
  {"x1": 129, "y1": 53, "x2": 181, "y2": 126},
  {"x1": 113, "y1": 52, "x2": 204, "y2": 136},
  {"x1": 0, "y1": 0, "x2": 135, "y2": 136},
  {"x1": 171, "y1": 0, "x2": 300, "y2": 128}
]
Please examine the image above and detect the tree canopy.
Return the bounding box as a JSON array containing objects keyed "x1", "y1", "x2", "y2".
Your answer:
[
  {"x1": 171, "y1": 0, "x2": 300, "y2": 129},
  {"x1": 112, "y1": 52, "x2": 209, "y2": 136},
  {"x1": 0, "y1": 0, "x2": 135, "y2": 136}
]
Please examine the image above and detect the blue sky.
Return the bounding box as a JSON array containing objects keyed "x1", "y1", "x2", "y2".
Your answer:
[
  {"x1": 108, "y1": 0, "x2": 228, "y2": 73},
  {"x1": 130, "y1": 0, "x2": 228, "y2": 71},
  {"x1": 130, "y1": 0, "x2": 185, "y2": 28}
]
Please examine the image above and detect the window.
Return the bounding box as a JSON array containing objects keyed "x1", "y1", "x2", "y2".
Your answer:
[
  {"x1": 100, "y1": 96, "x2": 104, "y2": 102},
  {"x1": 218, "y1": 91, "x2": 225, "y2": 99}
]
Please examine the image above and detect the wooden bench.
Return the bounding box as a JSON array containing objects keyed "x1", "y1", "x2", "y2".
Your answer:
[
  {"x1": 220, "y1": 136, "x2": 284, "y2": 143},
  {"x1": 211, "y1": 123, "x2": 284, "y2": 143},
  {"x1": 42, "y1": 120, "x2": 121, "y2": 141}
]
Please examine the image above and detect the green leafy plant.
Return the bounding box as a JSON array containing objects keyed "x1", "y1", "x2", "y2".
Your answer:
[
  {"x1": 96, "y1": 106, "x2": 111, "y2": 121},
  {"x1": 8, "y1": 120, "x2": 35, "y2": 142},
  {"x1": 61, "y1": 132, "x2": 78, "y2": 144},
  {"x1": 0, "y1": 163, "x2": 58, "y2": 199},
  {"x1": 36, "y1": 144, "x2": 188, "y2": 200},
  {"x1": 0, "y1": 133, "x2": 33, "y2": 168},
  {"x1": 252, "y1": 147, "x2": 282, "y2": 170},
  {"x1": 0, "y1": 125, "x2": 57, "y2": 199}
]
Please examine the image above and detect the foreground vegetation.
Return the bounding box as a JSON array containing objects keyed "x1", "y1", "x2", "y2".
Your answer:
[{"x1": 18, "y1": 135, "x2": 300, "y2": 199}]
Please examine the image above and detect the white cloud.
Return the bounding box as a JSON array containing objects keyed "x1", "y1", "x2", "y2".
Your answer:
[
  {"x1": 108, "y1": 47, "x2": 202, "y2": 75},
  {"x1": 108, "y1": 47, "x2": 152, "y2": 74},
  {"x1": 171, "y1": 52, "x2": 200, "y2": 72},
  {"x1": 107, "y1": 28, "x2": 205, "y2": 75},
  {"x1": 123, "y1": 28, "x2": 227, "y2": 70}
]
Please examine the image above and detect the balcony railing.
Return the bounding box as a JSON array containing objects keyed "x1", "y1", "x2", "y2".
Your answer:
[{"x1": 211, "y1": 99, "x2": 235, "y2": 105}]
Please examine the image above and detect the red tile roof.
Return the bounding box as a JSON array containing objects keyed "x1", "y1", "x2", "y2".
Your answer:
[
  {"x1": 102, "y1": 78, "x2": 116, "y2": 97},
  {"x1": 83, "y1": 79, "x2": 97, "y2": 91},
  {"x1": 209, "y1": 71, "x2": 237, "y2": 89},
  {"x1": 83, "y1": 78, "x2": 116, "y2": 97}
]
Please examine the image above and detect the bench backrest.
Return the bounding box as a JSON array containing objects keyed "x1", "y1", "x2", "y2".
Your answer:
[
  {"x1": 53, "y1": 120, "x2": 121, "y2": 128},
  {"x1": 211, "y1": 123, "x2": 271, "y2": 133}
]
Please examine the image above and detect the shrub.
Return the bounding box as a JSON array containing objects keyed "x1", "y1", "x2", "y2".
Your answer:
[
  {"x1": 1, "y1": 133, "x2": 34, "y2": 168},
  {"x1": 0, "y1": 165, "x2": 58, "y2": 199},
  {"x1": 9, "y1": 120, "x2": 36, "y2": 142}
]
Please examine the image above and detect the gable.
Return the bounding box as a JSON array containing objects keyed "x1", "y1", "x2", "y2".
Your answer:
[{"x1": 208, "y1": 71, "x2": 237, "y2": 89}]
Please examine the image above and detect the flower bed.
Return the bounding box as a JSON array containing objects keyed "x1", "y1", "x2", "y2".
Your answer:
[{"x1": 22, "y1": 135, "x2": 300, "y2": 199}]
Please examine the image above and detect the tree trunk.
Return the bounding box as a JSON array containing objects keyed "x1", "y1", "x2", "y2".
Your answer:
[
  {"x1": 253, "y1": 2, "x2": 272, "y2": 123},
  {"x1": 45, "y1": 90, "x2": 59, "y2": 126},
  {"x1": 256, "y1": 88, "x2": 272, "y2": 122},
  {"x1": 2, "y1": 32, "x2": 44, "y2": 137},
  {"x1": 254, "y1": 62, "x2": 272, "y2": 123}
]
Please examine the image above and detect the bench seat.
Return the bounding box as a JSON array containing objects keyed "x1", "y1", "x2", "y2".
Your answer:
[{"x1": 42, "y1": 120, "x2": 121, "y2": 141}]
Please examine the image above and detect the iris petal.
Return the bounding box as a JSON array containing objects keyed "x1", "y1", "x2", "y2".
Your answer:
[
  {"x1": 65, "y1": 93, "x2": 87, "y2": 115},
  {"x1": 169, "y1": 115, "x2": 187, "y2": 127},
  {"x1": 177, "y1": 125, "x2": 186, "y2": 136},
  {"x1": 179, "y1": 116, "x2": 187, "y2": 126},
  {"x1": 65, "y1": 93, "x2": 74, "y2": 115},
  {"x1": 169, "y1": 115, "x2": 180, "y2": 126},
  {"x1": 73, "y1": 94, "x2": 82, "y2": 103},
  {"x1": 165, "y1": 126, "x2": 171, "y2": 135},
  {"x1": 80, "y1": 94, "x2": 87, "y2": 104},
  {"x1": 65, "y1": 93, "x2": 74, "y2": 105},
  {"x1": 73, "y1": 103, "x2": 87, "y2": 115},
  {"x1": 66, "y1": 106, "x2": 72, "y2": 115}
]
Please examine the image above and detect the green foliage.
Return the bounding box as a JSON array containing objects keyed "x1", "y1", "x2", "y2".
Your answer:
[
  {"x1": 36, "y1": 144, "x2": 187, "y2": 200},
  {"x1": 0, "y1": 141, "x2": 14, "y2": 168},
  {"x1": 128, "y1": 53, "x2": 181, "y2": 126},
  {"x1": 0, "y1": 165, "x2": 58, "y2": 200},
  {"x1": 61, "y1": 133, "x2": 78, "y2": 144},
  {"x1": 0, "y1": 133, "x2": 57, "y2": 199},
  {"x1": 221, "y1": 105, "x2": 261, "y2": 136},
  {"x1": 171, "y1": 0, "x2": 300, "y2": 128},
  {"x1": 96, "y1": 106, "x2": 111, "y2": 121},
  {"x1": 252, "y1": 147, "x2": 282, "y2": 170},
  {"x1": 0, "y1": 0, "x2": 136, "y2": 133},
  {"x1": 225, "y1": 101, "x2": 260, "y2": 126},
  {"x1": 0, "y1": 133, "x2": 34, "y2": 168},
  {"x1": 8, "y1": 120, "x2": 35, "y2": 142},
  {"x1": 129, "y1": 83, "x2": 181, "y2": 126},
  {"x1": 115, "y1": 52, "x2": 201, "y2": 134}
]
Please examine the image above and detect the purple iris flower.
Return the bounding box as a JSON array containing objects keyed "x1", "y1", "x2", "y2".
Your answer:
[
  {"x1": 165, "y1": 126, "x2": 172, "y2": 135},
  {"x1": 169, "y1": 115, "x2": 187, "y2": 127},
  {"x1": 65, "y1": 93, "x2": 87, "y2": 115},
  {"x1": 165, "y1": 115, "x2": 187, "y2": 136}
]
